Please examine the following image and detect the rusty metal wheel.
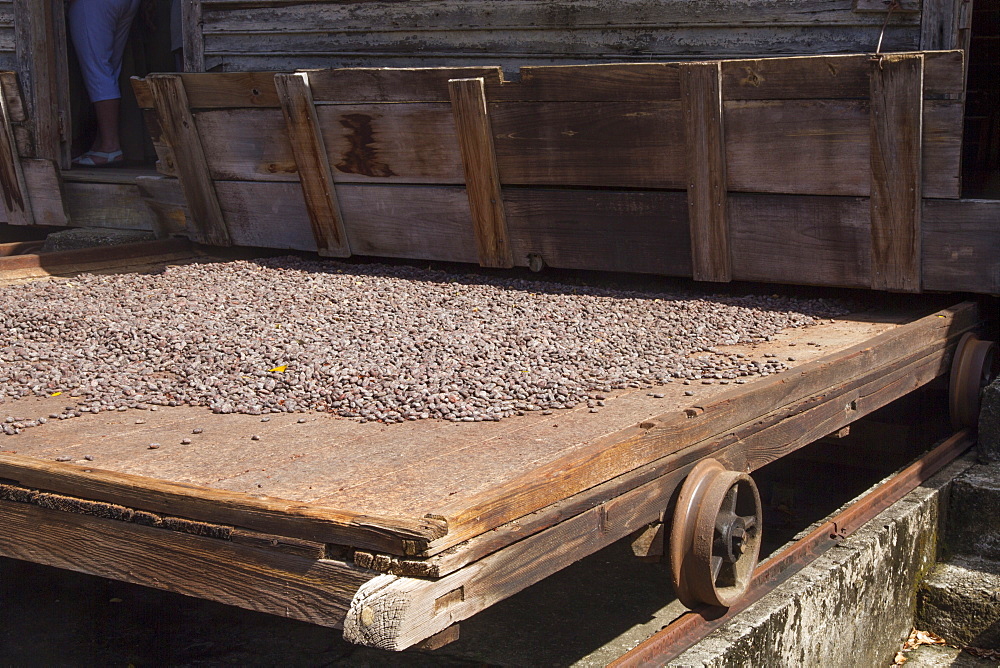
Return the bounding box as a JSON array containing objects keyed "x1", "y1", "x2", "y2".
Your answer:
[
  {"x1": 669, "y1": 459, "x2": 762, "y2": 609},
  {"x1": 950, "y1": 333, "x2": 996, "y2": 430}
]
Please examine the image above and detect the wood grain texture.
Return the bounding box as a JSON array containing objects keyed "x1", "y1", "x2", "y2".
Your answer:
[
  {"x1": 0, "y1": 70, "x2": 30, "y2": 225},
  {"x1": 0, "y1": 499, "x2": 371, "y2": 627},
  {"x1": 135, "y1": 175, "x2": 190, "y2": 237},
  {"x1": 344, "y1": 338, "x2": 953, "y2": 648},
  {"x1": 729, "y1": 194, "x2": 870, "y2": 288},
  {"x1": 0, "y1": 453, "x2": 447, "y2": 556},
  {"x1": 921, "y1": 0, "x2": 961, "y2": 50},
  {"x1": 63, "y1": 182, "x2": 155, "y2": 232},
  {"x1": 922, "y1": 198, "x2": 1000, "y2": 294},
  {"x1": 425, "y1": 303, "x2": 977, "y2": 552},
  {"x1": 182, "y1": 0, "x2": 205, "y2": 72},
  {"x1": 869, "y1": 53, "x2": 923, "y2": 292},
  {"x1": 504, "y1": 189, "x2": 691, "y2": 275},
  {"x1": 147, "y1": 74, "x2": 231, "y2": 247},
  {"x1": 21, "y1": 158, "x2": 68, "y2": 226},
  {"x1": 275, "y1": 72, "x2": 351, "y2": 257},
  {"x1": 448, "y1": 77, "x2": 512, "y2": 268},
  {"x1": 681, "y1": 61, "x2": 730, "y2": 282}
]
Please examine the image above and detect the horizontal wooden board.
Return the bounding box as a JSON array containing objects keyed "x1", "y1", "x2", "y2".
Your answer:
[
  {"x1": 504, "y1": 189, "x2": 692, "y2": 274},
  {"x1": 922, "y1": 199, "x2": 1000, "y2": 294},
  {"x1": 721, "y1": 50, "x2": 963, "y2": 99},
  {"x1": 725, "y1": 98, "x2": 961, "y2": 198},
  {"x1": 205, "y1": 26, "x2": 920, "y2": 62},
  {"x1": 729, "y1": 194, "x2": 871, "y2": 287},
  {"x1": 201, "y1": 0, "x2": 920, "y2": 32},
  {"x1": 63, "y1": 182, "x2": 156, "y2": 232},
  {"x1": 0, "y1": 499, "x2": 370, "y2": 627}
]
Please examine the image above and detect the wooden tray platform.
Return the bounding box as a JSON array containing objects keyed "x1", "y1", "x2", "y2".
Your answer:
[{"x1": 0, "y1": 296, "x2": 979, "y2": 650}]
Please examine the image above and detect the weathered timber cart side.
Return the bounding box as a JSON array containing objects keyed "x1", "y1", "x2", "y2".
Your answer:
[
  {"x1": 131, "y1": 51, "x2": 1000, "y2": 294},
  {"x1": 0, "y1": 294, "x2": 991, "y2": 650}
]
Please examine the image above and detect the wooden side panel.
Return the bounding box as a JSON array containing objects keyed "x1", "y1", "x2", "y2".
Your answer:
[
  {"x1": 869, "y1": 53, "x2": 924, "y2": 292},
  {"x1": 681, "y1": 61, "x2": 730, "y2": 282},
  {"x1": 0, "y1": 499, "x2": 370, "y2": 628},
  {"x1": 182, "y1": 0, "x2": 205, "y2": 72},
  {"x1": 922, "y1": 199, "x2": 1000, "y2": 294},
  {"x1": 449, "y1": 77, "x2": 513, "y2": 268},
  {"x1": 147, "y1": 75, "x2": 231, "y2": 247},
  {"x1": 729, "y1": 194, "x2": 870, "y2": 288},
  {"x1": 0, "y1": 0, "x2": 14, "y2": 70},
  {"x1": 275, "y1": 72, "x2": 351, "y2": 257}
]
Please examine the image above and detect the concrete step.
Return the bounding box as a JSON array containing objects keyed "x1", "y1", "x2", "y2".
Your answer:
[
  {"x1": 916, "y1": 556, "x2": 1000, "y2": 649},
  {"x1": 903, "y1": 643, "x2": 999, "y2": 667},
  {"x1": 943, "y1": 462, "x2": 1000, "y2": 562}
]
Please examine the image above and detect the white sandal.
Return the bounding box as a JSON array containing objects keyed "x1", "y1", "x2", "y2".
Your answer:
[{"x1": 72, "y1": 149, "x2": 124, "y2": 167}]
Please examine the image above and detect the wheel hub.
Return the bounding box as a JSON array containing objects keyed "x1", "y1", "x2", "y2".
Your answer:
[{"x1": 950, "y1": 332, "x2": 997, "y2": 430}]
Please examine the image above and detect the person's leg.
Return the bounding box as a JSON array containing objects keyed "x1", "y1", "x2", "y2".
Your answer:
[{"x1": 68, "y1": 0, "x2": 140, "y2": 163}]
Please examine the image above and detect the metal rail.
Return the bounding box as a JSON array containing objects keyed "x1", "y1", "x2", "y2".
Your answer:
[{"x1": 611, "y1": 429, "x2": 975, "y2": 667}]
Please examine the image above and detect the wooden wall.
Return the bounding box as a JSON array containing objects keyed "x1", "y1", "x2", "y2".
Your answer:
[
  {"x1": 0, "y1": 0, "x2": 15, "y2": 71},
  {"x1": 197, "y1": 0, "x2": 930, "y2": 73}
]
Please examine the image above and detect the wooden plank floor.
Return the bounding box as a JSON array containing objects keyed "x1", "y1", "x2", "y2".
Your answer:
[{"x1": 0, "y1": 302, "x2": 935, "y2": 543}]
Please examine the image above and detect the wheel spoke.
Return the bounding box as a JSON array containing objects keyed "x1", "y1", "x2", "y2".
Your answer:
[
  {"x1": 741, "y1": 514, "x2": 757, "y2": 530},
  {"x1": 720, "y1": 485, "x2": 738, "y2": 515},
  {"x1": 711, "y1": 555, "x2": 724, "y2": 582}
]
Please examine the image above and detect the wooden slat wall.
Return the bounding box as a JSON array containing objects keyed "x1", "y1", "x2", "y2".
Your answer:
[
  {"x1": 131, "y1": 50, "x2": 992, "y2": 293},
  {"x1": 198, "y1": 0, "x2": 924, "y2": 73}
]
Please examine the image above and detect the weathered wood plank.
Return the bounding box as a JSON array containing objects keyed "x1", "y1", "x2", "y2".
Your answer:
[
  {"x1": 147, "y1": 74, "x2": 231, "y2": 247},
  {"x1": 182, "y1": 0, "x2": 205, "y2": 72},
  {"x1": 275, "y1": 72, "x2": 351, "y2": 257},
  {"x1": 63, "y1": 182, "x2": 155, "y2": 232},
  {"x1": 0, "y1": 68, "x2": 31, "y2": 225},
  {"x1": 922, "y1": 199, "x2": 1000, "y2": 294},
  {"x1": 921, "y1": 0, "x2": 962, "y2": 50},
  {"x1": 202, "y1": 0, "x2": 920, "y2": 31},
  {"x1": 132, "y1": 72, "x2": 281, "y2": 110},
  {"x1": 308, "y1": 67, "x2": 503, "y2": 103},
  {"x1": 21, "y1": 158, "x2": 68, "y2": 226},
  {"x1": 449, "y1": 77, "x2": 512, "y2": 268},
  {"x1": 869, "y1": 53, "x2": 923, "y2": 292},
  {"x1": 505, "y1": 189, "x2": 692, "y2": 275},
  {"x1": 681, "y1": 61, "x2": 730, "y2": 282},
  {"x1": 488, "y1": 63, "x2": 681, "y2": 102},
  {"x1": 135, "y1": 175, "x2": 190, "y2": 237},
  {"x1": 425, "y1": 303, "x2": 977, "y2": 552},
  {"x1": 0, "y1": 499, "x2": 370, "y2": 627},
  {"x1": 729, "y1": 194, "x2": 870, "y2": 288},
  {"x1": 0, "y1": 453, "x2": 447, "y2": 556},
  {"x1": 721, "y1": 50, "x2": 962, "y2": 99}
]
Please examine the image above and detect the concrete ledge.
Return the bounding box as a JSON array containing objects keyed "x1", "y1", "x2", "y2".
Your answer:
[
  {"x1": 670, "y1": 455, "x2": 976, "y2": 668},
  {"x1": 916, "y1": 557, "x2": 1000, "y2": 648},
  {"x1": 979, "y1": 376, "x2": 1000, "y2": 463},
  {"x1": 944, "y1": 463, "x2": 1000, "y2": 561}
]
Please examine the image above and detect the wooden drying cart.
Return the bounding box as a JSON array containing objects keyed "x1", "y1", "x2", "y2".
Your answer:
[{"x1": 0, "y1": 274, "x2": 992, "y2": 649}]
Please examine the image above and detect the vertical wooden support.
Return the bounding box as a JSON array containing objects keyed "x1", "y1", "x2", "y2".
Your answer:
[
  {"x1": 681, "y1": 62, "x2": 731, "y2": 283},
  {"x1": 920, "y1": 0, "x2": 962, "y2": 50},
  {"x1": 14, "y1": 0, "x2": 71, "y2": 167},
  {"x1": 182, "y1": 0, "x2": 206, "y2": 72},
  {"x1": 448, "y1": 77, "x2": 513, "y2": 269},
  {"x1": 147, "y1": 74, "x2": 230, "y2": 247},
  {"x1": 275, "y1": 72, "x2": 351, "y2": 258},
  {"x1": 0, "y1": 75, "x2": 32, "y2": 226},
  {"x1": 870, "y1": 54, "x2": 923, "y2": 293}
]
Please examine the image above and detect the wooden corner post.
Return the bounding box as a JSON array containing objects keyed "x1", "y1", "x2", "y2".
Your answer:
[
  {"x1": 275, "y1": 72, "x2": 351, "y2": 258},
  {"x1": 147, "y1": 74, "x2": 230, "y2": 247},
  {"x1": 448, "y1": 77, "x2": 514, "y2": 269},
  {"x1": 870, "y1": 53, "x2": 923, "y2": 293},
  {"x1": 681, "y1": 62, "x2": 731, "y2": 283}
]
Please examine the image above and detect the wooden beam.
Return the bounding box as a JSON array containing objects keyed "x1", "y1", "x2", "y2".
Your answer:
[
  {"x1": 14, "y1": 0, "x2": 70, "y2": 166},
  {"x1": 448, "y1": 77, "x2": 513, "y2": 269},
  {"x1": 181, "y1": 0, "x2": 205, "y2": 72},
  {"x1": 0, "y1": 70, "x2": 32, "y2": 225},
  {"x1": 274, "y1": 72, "x2": 351, "y2": 258},
  {"x1": 870, "y1": 53, "x2": 924, "y2": 292},
  {"x1": 681, "y1": 61, "x2": 730, "y2": 283},
  {"x1": 0, "y1": 499, "x2": 370, "y2": 628},
  {"x1": 22, "y1": 158, "x2": 69, "y2": 226},
  {"x1": 146, "y1": 74, "x2": 231, "y2": 247},
  {"x1": 920, "y1": 0, "x2": 962, "y2": 50},
  {"x1": 0, "y1": 452, "x2": 447, "y2": 556}
]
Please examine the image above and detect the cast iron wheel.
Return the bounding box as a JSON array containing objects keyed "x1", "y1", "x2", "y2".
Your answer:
[
  {"x1": 669, "y1": 459, "x2": 763, "y2": 608},
  {"x1": 950, "y1": 332, "x2": 996, "y2": 430}
]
